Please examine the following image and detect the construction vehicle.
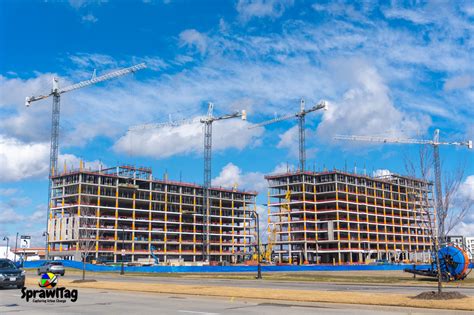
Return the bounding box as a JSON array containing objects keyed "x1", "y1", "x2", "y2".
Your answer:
[
  {"x1": 404, "y1": 245, "x2": 471, "y2": 281},
  {"x1": 264, "y1": 223, "x2": 277, "y2": 263},
  {"x1": 150, "y1": 245, "x2": 160, "y2": 265}
]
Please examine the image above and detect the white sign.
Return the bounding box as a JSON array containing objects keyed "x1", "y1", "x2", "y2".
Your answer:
[{"x1": 20, "y1": 235, "x2": 31, "y2": 249}]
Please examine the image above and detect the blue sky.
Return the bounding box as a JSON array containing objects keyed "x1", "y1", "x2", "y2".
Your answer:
[{"x1": 1, "y1": 0, "x2": 473, "y2": 245}]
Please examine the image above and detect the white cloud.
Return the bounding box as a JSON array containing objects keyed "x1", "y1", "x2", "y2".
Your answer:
[
  {"x1": 67, "y1": 0, "x2": 107, "y2": 10},
  {"x1": 373, "y1": 169, "x2": 392, "y2": 178},
  {"x1": 114, "y1": 119, "x2": 263, "y2": 159},
  {"x1": 0, "y1": 135, "x2": 50, "y2": 182},
  {"x1": 0, "y1": 202, "x2": 48, "y2": 247},
  {"x1": 276, "y1": 125, "x2": 298, "y2": 153},
  {"x1": 0, "y1": 208, "x2": 24, "y2": 224},
  {"x1": 0, "y1": 135, "x2": 104, "y2": 182},
  {"x1": 459, "y1": 175, "x2": 474, "y2": 202},
  {"x1": 1, "y1": 3, "x2": 473, "y2": 169},
  {"x1": 68, "y1": 0, "x2": 88, "y2": 9},
  {"x1": 462, "y1": 4, "x2": 474, "y2": 16},
  {"x1": 0, "y1": 188, "x2": 18, "y2": 196},
  {"x1": 316, "y1": 58, "x2": 431, "y2": 143},
  {"x1": 451, "y1": 175, "x2": 474, "y2": 236},
  {"x1": 58, "y1": 154, "x2": 104, "y2": 172},
  {"x1": 256, "y1": 204, "x2": 269, "y2": 243},
  {"x1": 213, "y1": 162, "x2": 294, "y2": 196},
  {"x1": 212, "y1": 163, "x2": 241, "y2": 188},
  {"x1": 444, "y1": 75, "x2": 474, "y2": 91},
  {"x1": 212, "y1": 162, "x2": 295, "y2": 238},
  {"x1": 382, "y1": 7, "x2": 431, "y2": 25},
  {"x1": 82, "y1": 14, "x2": 98, "y2": 23},
  {"x1": 30, "y1": 208, "x2": 45, "y2": 222},
  {"x1": 69, "y1": 53, "x2": 117, "y2": 70},
  {"x1": 0, "y1": 73, "x2": 57, "y2": 142},
  {"x1": 136, "y1": 56, "x2": 168, "y2": 71},
  {"x1": 213, "y1": 162, "x2": 267, "y2": 193},
  {"x1": 179, "y1": 29, "x2": 208, "y2": 54},
  {"x1": 236, "y1": 0, "x2": 294, "y2": 22},
  {"x1": 271, "y1": 162, "x2": 293, "y2": 174}
]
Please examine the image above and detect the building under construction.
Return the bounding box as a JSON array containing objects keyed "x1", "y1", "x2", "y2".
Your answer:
[
  {"x1": 265, "y1": 170, "x2": 433, "y2": 264},
  {"x1": 47, "y1": 165, "x2": 257, "y2": 264}
]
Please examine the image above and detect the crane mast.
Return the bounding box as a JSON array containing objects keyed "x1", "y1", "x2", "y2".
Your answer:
[
  {"x1": 200, "y1": 103, "x2": 246, "y2": 261},
  {"x1": 130, "y1": 103, "x2": 247, "y2": 262},
  {"x1": 25, "y1": 63, "x2": 146, "y2": 259},
  {"x1": 297, "y1": 100, "x2": 306, "y2": 172},
  {"x1": 334, "y1": 129, "x2": 472, "y2": 241},
  {"x1": 250, "y1": 98, "x2": 327, "y2": 171}
]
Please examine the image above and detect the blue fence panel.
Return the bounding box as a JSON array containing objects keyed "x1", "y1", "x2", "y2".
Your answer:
[{"x1": 22, "y1": 260, "x2": 461, "y2": 273}]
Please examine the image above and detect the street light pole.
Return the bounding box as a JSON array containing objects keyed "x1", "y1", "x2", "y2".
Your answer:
[
  {"x1": 2, "y1": 237, "x2": 9, "y2": 259},
  {"x1": 14, "y1": 233, "x2": 18, "y2": 263},
  {"x1": 249, "y1": 210, "x2": 262, "y2": 279},
  {"x1": 121, "y1": 227, "x2": 125, "y2": 275},
  {"x1": 42, "y1": 232, "x2": 49, "y2": 261}
]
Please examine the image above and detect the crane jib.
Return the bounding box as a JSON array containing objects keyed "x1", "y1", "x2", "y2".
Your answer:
[
  {"x1": 59, "y1": 63, "x2": 146, "y2": 94},
  {"x1": 25, "y1": 63, "x2": 146, "y2": 105}
]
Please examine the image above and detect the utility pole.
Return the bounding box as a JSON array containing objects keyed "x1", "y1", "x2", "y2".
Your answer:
[
  {"x1": 25, "y1": 63, "x2": 146, "y2": 262},
  {"x1": 250, "y1": 99, "x2": 327, "y2": 171}
]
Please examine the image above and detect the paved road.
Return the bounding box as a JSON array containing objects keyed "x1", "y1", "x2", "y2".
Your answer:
[
  {"x1": 48, "y1": 271, "x2": 474, "y2": 296},
  {"x1": 1, "y1": 286, "x2": 471, "y2": 315}
]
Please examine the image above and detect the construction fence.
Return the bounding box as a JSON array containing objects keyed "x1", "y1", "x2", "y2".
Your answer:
[{"x1": 21, "y1": 260, "x2": 452, "y2": 273}]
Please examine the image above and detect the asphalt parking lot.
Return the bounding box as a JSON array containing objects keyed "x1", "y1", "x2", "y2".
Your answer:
[{"x1": 1, "y1": 286, "x2": 471, "y2": 315}]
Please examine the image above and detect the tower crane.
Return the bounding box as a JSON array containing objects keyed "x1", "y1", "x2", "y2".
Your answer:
[
  {"x1": 249, "y1": 98, "x2": 328, "y2": 171},
  {"x1": 130, "y1": 102, "x2": 247, "y2": 262},
  {"x1": 25, "y1": 63, "x2": 147, "y2": 258},
  {"x1": 334, "y1": 129, "x2": 472, "y2": 240}
]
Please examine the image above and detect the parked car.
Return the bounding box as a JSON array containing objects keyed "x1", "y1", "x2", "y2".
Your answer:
[
  {"x1": 0, "y1": 259, "x2": 25, "y2": 289},
  {"x1": 37, "y1": 261, "x2": 65, "y2": 276}
]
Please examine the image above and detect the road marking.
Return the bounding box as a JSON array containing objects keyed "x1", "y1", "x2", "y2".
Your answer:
[{"x1": 178, "y1": 311, "x2": 219, "y2": 315}]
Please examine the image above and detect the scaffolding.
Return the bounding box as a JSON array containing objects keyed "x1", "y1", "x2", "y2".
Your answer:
[
  {"x1": 265, "y1": 170, "x2": 433, "y2": 265},
  {"x1": 47, "y1": 165, "x2": 257, "y2": 264}
]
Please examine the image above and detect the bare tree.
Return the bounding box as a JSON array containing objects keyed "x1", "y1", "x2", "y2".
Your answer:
[
  {"x1": 440, "y1": 164, "x2": 471, "y2": 238},
  {"x1": 77, "y1": 196, "x2": 102, "y2": 281},
  {"x1": 404, "y1": 146, "x2": 472, "y2": 294}
]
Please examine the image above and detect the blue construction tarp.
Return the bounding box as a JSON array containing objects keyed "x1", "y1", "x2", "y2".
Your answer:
[{"x1": 21, "y1": 260, "x2": 463, "y2": 273}]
